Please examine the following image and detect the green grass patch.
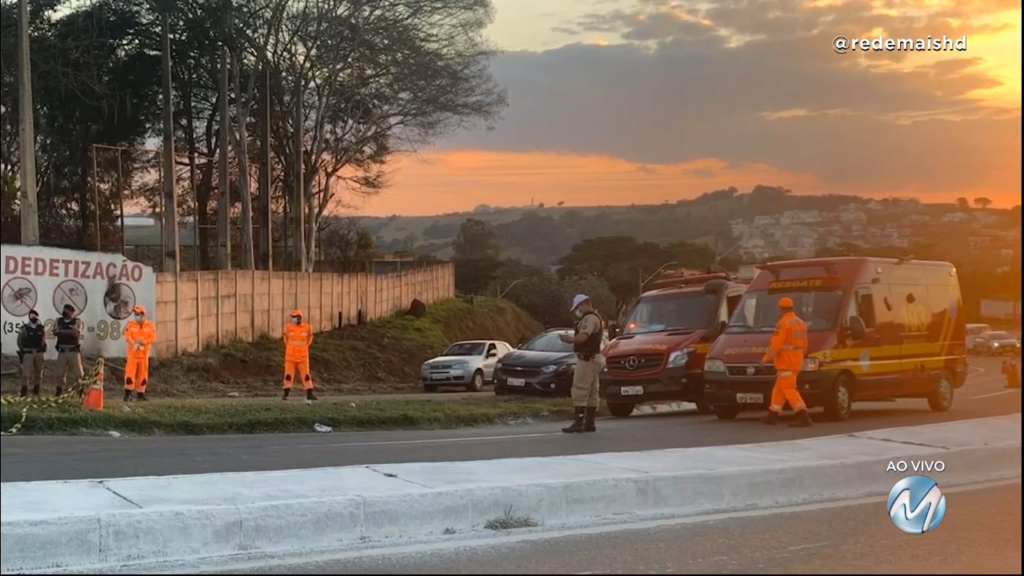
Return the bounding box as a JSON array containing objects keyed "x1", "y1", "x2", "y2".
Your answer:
[{"x1": 1, "y1": 396, "x2": 577, "y2": 436}]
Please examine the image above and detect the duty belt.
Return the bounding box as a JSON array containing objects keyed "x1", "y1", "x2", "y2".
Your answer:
[
  {"x1": 57, "y1": 345, "x2": 81, "y2": 352},
  {"x1": 20, "y1": 349, "x2": 42, "y2": 353}
]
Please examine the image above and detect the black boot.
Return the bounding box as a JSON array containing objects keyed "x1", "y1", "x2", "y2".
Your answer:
[
  {"x1": 136, "y1": 392, "x2": 147, "y2": 401},
  {"x1": 123, "y1": 389, "x2": 132, "y2": 402},
  {"x1": 761, "y1": 411, "x2": 778, "y2": 425},
  {"x1": 562, "y1": 407, "x2": 586, "y2": 433},
  {"x1": 789, "y1": 410, "x2": 813, "y2": 427},
  {"x1": 584, "y1": 407, "x2": 597, "y2": 432},
  {"x1": 31, "y1": 385, "x2": 40, "y2": 397},
  {"x1": 19, "y1": 385, "x2": 28, "y2": 397},
  {"x1": 306, "y1": 389, "x2": 317, "y2": 402},
  {"x1": 282, "y1": 388, "x2": 290, "y2": 400},
  {"x1": 55, "y1": 386, "x2": 63, "y2": 397}
]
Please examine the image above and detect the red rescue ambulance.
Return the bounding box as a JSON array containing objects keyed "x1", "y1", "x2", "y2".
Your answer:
[
  {"x1": 703, "y1": 257, "x2": 967, "y2": 421},
  {"x1": 600, "y1": 272, "x2": 748, "y2": 417}
]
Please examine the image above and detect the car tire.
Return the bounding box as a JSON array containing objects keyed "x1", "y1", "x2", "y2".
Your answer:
[
  {"x1": 927, "y1": 370, "x2": 954, "y2": 412},
  {"x1": 695, "y1": 397, "x2": 714, "y2": 415},
  {"x1": 607, "y1": 402, "x2": 634, "y2": 418},
  {"x1": 713, "y1": 406, "x2": 739, "y2": 420},
  {"x1": 468, "y1": 370, "x2": 484, "y2": 392},
  {"x1": 423, "y1": 384, "x2": 439, "y2": 393},
  {"x1": 823, "y1": 373, "x2": 854, "y2": 421},
  {"x1": 494, "y1": 386, "x2": 506, "y2": 396}
]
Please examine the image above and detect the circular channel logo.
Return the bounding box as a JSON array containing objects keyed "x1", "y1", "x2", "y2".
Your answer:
[{"x1": 887, "y1": 475, "x2": 946, "y2": 534}]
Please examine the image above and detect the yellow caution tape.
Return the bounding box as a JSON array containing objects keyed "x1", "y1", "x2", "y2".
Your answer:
[{"x1": 1, "y1": 357, "x2": 106, "y2": 435}]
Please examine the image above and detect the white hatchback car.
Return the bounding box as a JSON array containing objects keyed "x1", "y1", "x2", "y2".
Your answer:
[{"x1": 421, "y1": 340, "x2": 513, "y2": 392}]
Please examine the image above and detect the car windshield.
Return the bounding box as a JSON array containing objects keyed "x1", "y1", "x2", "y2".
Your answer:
[
  {"x1": 521, "y1": 331, "x2": 574, "y2": 353},
  {"x1": 621, "y1": 291, "x2": 718, "y2": 335},
  {"x1": 987, "y1": 332, "x2": 1012, "y2": 340},
  {"x1": 726, "y1": 288, "x2": 844, "y2": 333},
  {"x1": 442, "y1": 342, "x2": 485, "y2": 356}
]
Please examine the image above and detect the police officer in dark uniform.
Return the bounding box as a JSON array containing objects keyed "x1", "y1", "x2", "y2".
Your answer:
[
  {"x1": 16, "y1": 309, "x2": 47, "y2": 397},
  {"x1": 559, "y1": 294, "x2": 606, "y2": 433},
  {"x1": 53, "y1": 304, "x2": 84, "y2": 397}
]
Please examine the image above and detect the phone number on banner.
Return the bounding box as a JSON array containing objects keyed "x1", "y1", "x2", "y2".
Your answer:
[{"x1": 1, "y1": 319, "x2": 124, "y2": 340}]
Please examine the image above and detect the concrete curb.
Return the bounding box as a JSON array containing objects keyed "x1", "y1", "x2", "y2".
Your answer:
[{"x1": 2, "y1": 416, "x2": 1020, "y2": 573}]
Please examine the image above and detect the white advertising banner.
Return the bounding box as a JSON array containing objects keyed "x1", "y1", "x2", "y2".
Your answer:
[{"x1": 1, "y1": 245, "x2": 157, "y2": 359}]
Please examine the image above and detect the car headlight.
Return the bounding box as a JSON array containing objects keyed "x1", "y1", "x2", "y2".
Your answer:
[
  {"x1": 704, "y1": 358, "x2": 725, "y2": 372},
  {"x1": 541, "y1": 364, "x2": 562, "y2": 373},
  {"x1": 666, "y1": 347, "x2": 696, "y2": 368},
  {"x1": 802, "y1": 358, "x2": 820, "y2": 371},
  {"x1": 993, "y1": 342, "x2": 1000, "y2": 347},
  {"x1": 452, "y1": 362, "x2": 469, "y2": 369},
  {"x1": 495, "y1": 361, "x2": 502, "y2": 371}
]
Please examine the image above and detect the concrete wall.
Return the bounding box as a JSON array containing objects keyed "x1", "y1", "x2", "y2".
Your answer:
[{"x1": 153, "y1": 263, "x2": 454, "y2": 357}]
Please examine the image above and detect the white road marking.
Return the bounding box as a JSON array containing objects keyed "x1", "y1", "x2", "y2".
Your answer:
[
  {"x1": 155, "y1": 479, "x2": 1021, "y2": 575},
  {"x1": 968, "y1": 389, "x2": 1020, "y2": 400},
  {"x1": 270, "y1": 432, "x2": 561, "y2": 450}
]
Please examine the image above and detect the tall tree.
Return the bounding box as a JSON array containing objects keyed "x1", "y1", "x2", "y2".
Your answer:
[
  {"x1": 973, "y1": 197, "x2": 992, "y2": 209},
  {"x1": 453, "y1": 218, "x2": 500, "y2": 260}
]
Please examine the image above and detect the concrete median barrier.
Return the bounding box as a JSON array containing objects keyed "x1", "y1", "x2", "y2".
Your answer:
[{"x1": 2, "y1": 415, "x2": 1020, "y2": 573}]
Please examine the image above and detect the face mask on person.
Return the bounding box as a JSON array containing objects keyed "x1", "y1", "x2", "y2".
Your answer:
[
  {"x1": 291, "y1": 317, "x2": 301, "y2": 324},
  {"x1": 28, "y1": 315, "x2": 39, "y2": 325},
  {"x1": 134, "y1": 314, "x2": 142, "y2": 322},
  {"x1": 574, "y1": 309, "x2": 583, "y2": 319}
]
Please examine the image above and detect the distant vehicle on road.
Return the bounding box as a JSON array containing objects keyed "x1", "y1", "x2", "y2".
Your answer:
[
  {"x1": 420, "y1": 340, "x2": 513, "y2": 392},
  {"x1": 704, "y1": 257, "x2": 967, "y2": 421},
  {"x1": 966, "y1": 323, "x2": 992, "y2": 353},
  {"x1": 973, "y1": 331, "x2": 1021, "y2": 356},
  {"x1": 493, "y1": 328, "x2": 610, "y2": 397}
]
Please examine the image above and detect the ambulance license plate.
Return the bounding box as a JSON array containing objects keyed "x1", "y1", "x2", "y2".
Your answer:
[
  {"x1": 430, "y1": 374, "x2": 447, "y2": 380},
  {"x1": 620, "y1": 386, "x2": 644, "y2": 396},
  {"x1": 507, "y1": 378, "x2": 526, "y2": 386},
  {"x1": 737, "y1": 393, "x2": 763, "y2": 403}
]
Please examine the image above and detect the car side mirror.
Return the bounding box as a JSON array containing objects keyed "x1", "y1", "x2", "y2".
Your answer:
[
  {"x1": 706, "y1": 320, "x2": 726, "y2": 341},
  {"x1": 487, "y1": 350, "x2": 498, "y2": 358},
  {"x1": 847, "y1": 316, "x2": 867, "y2": 341},
  {"x1": 607, "y1": 322, "x2": 618, "y2": 339}
]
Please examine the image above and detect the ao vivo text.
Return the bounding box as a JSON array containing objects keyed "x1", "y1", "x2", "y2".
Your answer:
[{"x1": 886, "y1": 460, "x2": 945, "y2": 473}]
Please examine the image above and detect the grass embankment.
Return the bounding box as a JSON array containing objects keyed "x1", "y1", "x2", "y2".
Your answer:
[
  {"x1": 1, "y1": 396, "x2": 578, "y2": 436},
  {"x1": 153, "y1": 296, "x2": 542, "y2": 397},
  {"x1": 1, "y1": 297, "x2": 567, "y2": 436}
]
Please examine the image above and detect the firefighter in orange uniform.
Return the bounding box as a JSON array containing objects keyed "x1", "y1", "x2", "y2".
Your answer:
[
  {"x1": 123, "y1": 304, "x2": 157, "y2": 401},
  {"x1": 283, "y1": 309, "x2": 317, "y2": 401},
  {"x1": 760, "y1": 297, "x2": 812, "y2": 427}
]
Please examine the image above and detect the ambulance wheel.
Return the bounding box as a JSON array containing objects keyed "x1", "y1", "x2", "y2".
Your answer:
[
  {"x1": 607, "y1": 402, "x2": 634, "y2": 418},
  {"x1": 928, "y1": 371, "x2": 954, "y2": 412},
  {"x1": 823, "y1": 374, "x2": 853, "y2": 421},
  {"x1": 423, "y1": 384, "x2": 439, "y2": 393},
  {"x1": 713, "y1": 406, "x2": 739, "y2": 420},
  {"x1": 468, "y1": 370, "x2": 485, "y2": 392}
]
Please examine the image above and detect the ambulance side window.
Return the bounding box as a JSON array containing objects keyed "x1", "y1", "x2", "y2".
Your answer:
[{"x1": 850, "y1": 287, "x2": 877, "y2": 328}]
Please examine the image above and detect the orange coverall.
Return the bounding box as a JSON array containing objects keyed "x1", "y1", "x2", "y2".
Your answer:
[
  {"x1": 124, "y1": 315, "x2": 157, "y2": 394},
  {"x1": 762, "y1": 311, "x2": 808, "y2": 414},
  {"x1": 283, "y1": 320, "x2": 314, "y2": 391}
]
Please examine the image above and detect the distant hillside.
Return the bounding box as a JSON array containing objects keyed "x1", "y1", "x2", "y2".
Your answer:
[{"x1": 358, "y1": 186, "x2": 1020, "y2": 267}]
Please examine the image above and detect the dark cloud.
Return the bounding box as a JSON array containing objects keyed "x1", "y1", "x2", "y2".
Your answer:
[{"x1": 446, "y1": 0, "x2": 1020, "y2": 195}]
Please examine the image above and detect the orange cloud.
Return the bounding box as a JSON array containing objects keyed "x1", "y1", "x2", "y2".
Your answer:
[{"x1": 350, "y1": 149, "x2": 1019, "y2": 216}]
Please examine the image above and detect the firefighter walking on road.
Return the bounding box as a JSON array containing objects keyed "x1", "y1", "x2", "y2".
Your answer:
[
  {"x1": 53, "y1": 304, "x2": 84, "y2": 397},
  {"x1": 16, "y1": 309, "x2": 47, "y2": 397},
  {"x1": 123, "y1": 305, "x2": 157, "y2": 401},
  {"x1": 559, "y1": 294, "x2": 605, "y2": 433},
  {"x1": 761, "y1": 297, "x2": 812, "y2": 427},
  {"x1": 283, "y1": 309, "x2": 317, "y2": 402}
]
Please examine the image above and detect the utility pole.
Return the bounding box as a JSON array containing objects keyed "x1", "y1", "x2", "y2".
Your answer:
[
  {"x1": 17, "y1": 0, "x2": 39, "y2": 245},
  {"x1": 258, "y1": 65, "x2": 272, "y2": 271},
  {"x1": 217, "y1": 45, "x2": 231, "y2": 269},
  {"x1": 160, "y1": 11, "x2": 179, "y2": 273}
]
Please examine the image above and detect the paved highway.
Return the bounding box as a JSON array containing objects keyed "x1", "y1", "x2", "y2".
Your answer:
[
  {"x1": 1, "y1": 358, "x2": 1018, "y2": 482},
  {"x1": 216, "y1": 481, "x2": 1021, "y2": 574}
]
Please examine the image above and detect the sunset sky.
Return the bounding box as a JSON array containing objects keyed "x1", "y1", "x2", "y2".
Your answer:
[{"x1": 354, "y1": 0, "x2": 1022, "y2": 216}]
